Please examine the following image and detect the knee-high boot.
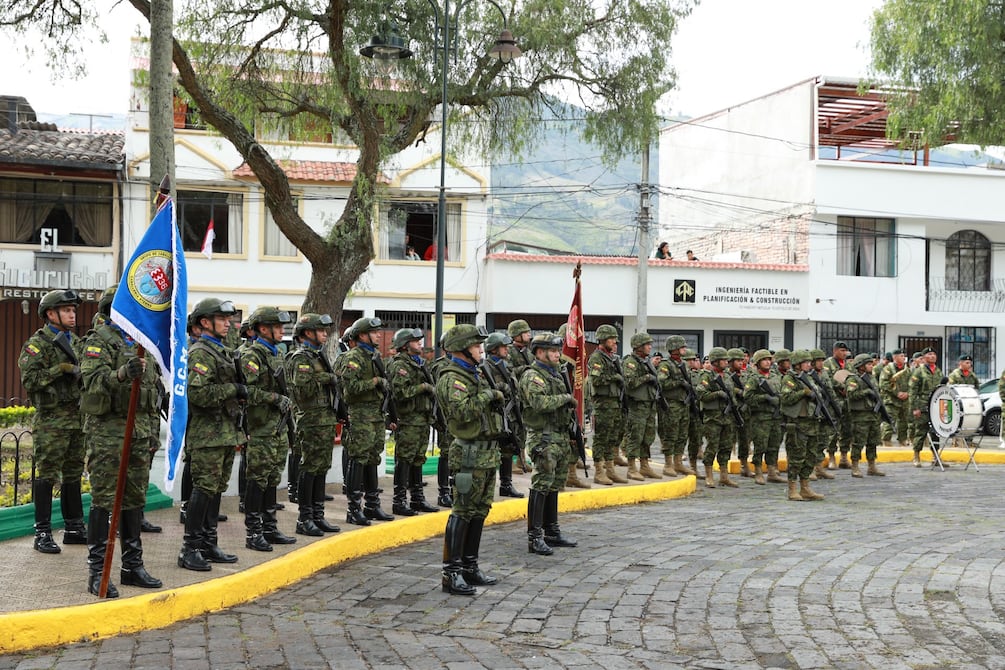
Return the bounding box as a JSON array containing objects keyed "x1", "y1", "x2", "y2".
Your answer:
[
  {"x1": 409, "y1": 464, "x2": 439, "y2": 512},
  {"x1": 287, "y1": 450, "x2": 300, "y2": 503},
  {"x1": 86, "y1": 506, "x2": 118, "y2": 598},
  {"x1": 442, "y1": 514, "x2": 475, "y2": 595},
  {"x1": 32, "y1": 478, "x2": 60, "y2": 554},
  {"x1": 345, "y1": 460, "x2": 371, "y2": 526},
  {"x1": 244, "y1": 480, "x2": 272, "y2": 552},
  {"x1": 363, "y1": 463, "x2": 394, "y2": 521},
  {"x1": 179, "y1": 459, "x2": 192, "y2": 523},
  {"x1": 296, "y1": 471, "x2": 322, "y2": 536},
  {"x1": 437, "y1": 448, "x2": 452, "y2": 507},
  {"x1": 263, "y1": 486, "x2": 297, "y2": 544},
  {"x1": 119, "y1": 507, "x2": 162, "y2": 588},
  {"x1": 498, "y1": 456, "x2": 524, "y2": 498},
  {"x1": 59, "y1": 478, "x2": 87, "y2": 544},
  {"x1": 312, "y1": 474, "x2": 340, "y2": 532},
  {"x1": 177, "y1": 488, "x2": 211, "y2": 571},
  {"x1": 203, "y1": 493, "x2": 238, "y2": 563},
  {"x1": 543, "y1": 490, "x2": 577, "y2": 547},
  {"x1": 461, "y1": 517, "x2": 497, "y2": 586},
  {"x1": 527, "y1": 489, "x2": 553, "y2": 555},
  {"x1": 391, "y1": 459, "x2": 417, "y2": 516}
]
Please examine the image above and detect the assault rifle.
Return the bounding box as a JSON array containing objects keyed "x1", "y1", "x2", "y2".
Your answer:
[
  {"x1": 810, "y1": 369, "x2": 844, "y2": 419},
  {"x1": 611, "y1": 355, "x2": 629, "y2": 419},
  {"x1": 419, "y1": 361, "x2": 446, "y2": 433},
  {"x1": 859, "y1": 372, "x2": 894, "y2": 426},
  {"x1": 232, "y1": 351, "x2": 250, "y2": 439},
  {"x1": 713, "y1": 373, "x2": 745, "y2": 428},
  {"x1": 642, "y1": 357, "x2": 671, "y2": 412},
  {"x1": 481, "y1": 359, "x2": 514, "y2": 446},
  {"x1": 758, "y1": 377, "x2": 781, "y2": 419},
  {"x1": 369, "y1": 349, "x2": 398, "y2": 428},
  {"x1": 796, "y1": 371, "x2": 839, "y2": 429},
  {"x1": 560, "y1": 363, "x2": 589, "y2": 476},
  {"x1": 52, "y1": 330, "x2": 78, "y2": 366},
  {"x1": 677, "y1": 360, "x2": 701, "y2": 418},
  {"x1": 314, "y1": 348, "x2": 348, "y2": 423},
  {"x1": 271, "y1": 359, "x2": 296, "y2": 443}
]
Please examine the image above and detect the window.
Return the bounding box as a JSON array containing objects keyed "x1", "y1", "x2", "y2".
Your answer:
[
  {"x1": 256, "y1": 115, "x2": 353, "y2": 146},
  {"x1": 945, "y1": 230, "x2": 990, "y2": 291},
  {"x1": 650, "y1": 331, "x2": 703, "y2": 356},
  {"x1": 946, "y1": 327, "x2": 995, "y2": 379},
  {"x1": 378, "y1": 201, "x2": 461, "y2": 261},
  {"x1": 263, "y1": 200, "x2": 298, "y2": 258},
  {"x1": 816, "y1": 322, "x2": 885, "y2": 357},
  {"x1": 177, "y1": 189, "x2": 243, "y2": 255},
  {"x1": 173, "y1": 95, "x2": 206, "y2": 131},
  {"x1": 836, "y1": 216, "x2": 895, "y2": 277},
  {"x1": 0, "y1": 178, "x2": 113, "y2": 246}
]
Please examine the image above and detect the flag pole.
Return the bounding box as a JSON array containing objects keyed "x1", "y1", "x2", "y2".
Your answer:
[{"x1": 98, "y1": 175, "x2": 172, "y2": 599}]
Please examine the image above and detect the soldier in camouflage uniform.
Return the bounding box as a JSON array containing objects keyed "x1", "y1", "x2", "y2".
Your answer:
[
  {"x1": 429, "y1": 335, "x2": 454, "y2": 507},
  {"x1": 879, "y1": 349, "x2": 912, "y2": 447},
  {"x1": 482, "y1": 332, "x2": 526, "y2": 497},
  {"x1": 809, "y1": 350, "x2": 837, "y2": 481},
  {"x1": 622, "y1": 332, "x2": 662, "y2": 480},
  {"x1": 909, "y1": 347, "x2": 944, "y2": 466},
  {"x1": 948, "y1": 354, "x2": 980, "y2": 390},
  {"x1": 285, "y1": 313, "x2": 342, "y2": 535},
  {"x1": 78, "y1": 284, "x2": 162, "y2": 597},
  {"x1": 586, "y1": 324, "x2": 629, "y2": 486},
  {"x1": 18, "y1": 289, "x2": 87, "y2": 554},
  {"x1": 779, "y1": 350, "x2": 825, "y2": 501},
  {"x1": 696, "y1": 347, "x2": 739, "y2": 488},
  {"x1": 387, "y1": 328, "x2": 440, "y2": 516},
  {"x1": 520, "y1": 332, "x2": 579, "y2": 556},
  {"x1": 684, "y1": 349, "x2": 705, "y2": 475},
  {"x1": 743, "y1": 349, "x2": 785, "y2": 485},
  {"x1": 178, "y1": 298, "x2": 243, "y2": 571},
  {"x1": 822, "y1": 341, "x2": 852, "y2": 469},
  {"x1": 436, "y1": 324, "x2": 504, "y2": 595},
  {"x1": 769, "y1": 349, "x2": 792, "y2": 480},
  {"x1": 239, "y1": 307, "x2": 297, "y2": 551},
  {"x1": 844, "y1": 353, "x2": 886, "y2": 478},
  {"x1": 656, "y1": 335, "x2": 695, "y2": 477},
  {"x1": 337, "y1": 317, "x2": 395, "y2": 524},
  {"x1": 506, "y1": 319, "x2": 534, "y2": 474},
  {"x1": 725, "y1": 348, "x2": 752, "y2": 476}
]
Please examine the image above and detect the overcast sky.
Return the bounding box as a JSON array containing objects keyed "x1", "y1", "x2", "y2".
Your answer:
[{"x1": 1, "y1": 0, "x2": 883, "y2": 119}]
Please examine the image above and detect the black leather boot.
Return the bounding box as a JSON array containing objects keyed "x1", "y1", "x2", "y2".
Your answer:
[
  {"x1": 527, "y1": 490, "x2": 553, "y2": 556},
  {"x1": 263, "y1": 486, "x2": 296, "y2": 544},
  {"x1": 215, "y1": 489, "x2": 228, "y2": 522},
  {"x1": 498, "y1": 457, "x2": 524, "y2": 498},
  {"x1": 442, "y1": 514, "x2": 476, "y2": 596},
  {"x1": 60, "y1": 478, "x2": 87, "y2": 544},
  {"x1": 140, "y1": 513, "x2": 162, "y2": 533},
  {"x1": 32, "y1": 478, "x2": 60, "y2": 554},
  {"x1": 179, "y1": 460, "x2": 192, "y2": 523},
  {"x1": 287, "y1": 450, "x2": 300, "y2": 503},
  {"x1": 345, "y1": 461, "x2": 371, "y2": 526},
  {"x1": 543, "y1": 490, "x2": 577, "y2": 547},
  {"x1": 461, "y1": 517, "x2": 497, "y2": 586},
  {"x1": 363, "y1": 464, "x2": 394, "y2": 521},
  {"x1": 392, "y1": 459, "x2": 417, "y2": 516},
  {"x1": 203, "y1": 492, "x2": 238, "y2": 563},
  {"x1": 178, "y1": 488, "x2": 211, "y2": 571},
  {"x1": 237, "y1": 451, "x2": 247, "y2": 513},
  {"x1": 437, "y1": 450, "x2": 453, "y2": 507},
  {"x1": 296, "y1": 471, "x2": 323, "y2": 536},
  {"x1": 244, "y1": 480, "x2": 273, "y2": 552},
  {"x1": 409, "y1": 465, "x2": 439, "y2": 513},
  {"x1": 312, "y1": 474, "x2": 340, "y2": 533},
  {"x1": 87, "y1": 506, "x2": 118, "y2": 598},
  {"x1": 119, "y1": 507, "x2": 163, "y2": 588}
]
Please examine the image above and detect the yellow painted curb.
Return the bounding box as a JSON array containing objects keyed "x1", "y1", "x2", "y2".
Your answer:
[
  {"x1": 0, "y1": 477, "x2": 695, "y2": 654},
  {"x1": 724, "y1": 447, "x2": 1005, "y2": 473}
]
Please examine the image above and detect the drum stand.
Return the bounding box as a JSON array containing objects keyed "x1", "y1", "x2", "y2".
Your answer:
[{"x1": 925, "y1": 432, "x2": 980, "y2": 472}]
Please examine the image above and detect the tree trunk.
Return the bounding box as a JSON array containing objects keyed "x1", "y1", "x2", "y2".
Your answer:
[{"x1": 147, "y1": 0, "x2": 175, "y2": 215}]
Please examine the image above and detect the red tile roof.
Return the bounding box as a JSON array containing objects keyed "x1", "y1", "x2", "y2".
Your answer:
[
  {"x1": 485, "y1": 253, "x2": 808, "y2": 272},
  {"x1": 0, "y1": 127, "x2": 124, "y2": 168},
  {"x1": 232, "y1": 160, "x2": 389, "y2": 184}
]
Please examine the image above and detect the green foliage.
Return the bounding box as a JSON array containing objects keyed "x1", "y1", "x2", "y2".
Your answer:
[
  {"x1": 870, "y1": 0, "x2": 1005, "y2": 147},
  {"x1": 0, "y1": 407, "x2": 34, "y2": 429}
]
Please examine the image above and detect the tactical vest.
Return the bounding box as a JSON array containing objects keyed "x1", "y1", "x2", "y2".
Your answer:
[
  {"x1": 520, "y1": 366, "x2": 569, "y2": 430},
  {"x1": 190, "y1": 339, "x2": 241, "y2": 422},
  {"x1": 625, "y1": 355, "x2": 658, "y2": 402},
  {"x1": 25, "y1": 329, "x2": 81, "y2": 409},
  {"x1": 79, "y1": 325, "x2": 159, "y2": 416}
]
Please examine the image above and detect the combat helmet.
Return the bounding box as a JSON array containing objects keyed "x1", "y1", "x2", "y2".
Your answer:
[
  {"x1": 294, "y1": 313, "x2": 334, "y2": 336},
  {"x1": 707, "y1": 346, "x2": 729, "y2": 361},
  {"x1": 810, "y1": 348, "x2": 827, "y2": 361},
  {"x1": 443, "y1": 324, "x2": 488, "y2": 352},
  {"x1": 530, "y1": 332, "x2": 563, "y2": 352},
  {"x1": 189, "y1": 297, "x2": 236, "y2": 323},
  {"x1": 38, "y1": 289, "x2": 81, "y2": 319},
  {"x1": 790, "y1": 349, "x2": 812, "y2": 366},
  {"x1": 682, "y1": 349, "x2": 697, "y2": 360},
  {"x1": 392, "y1": 327, "x2": 424, "y2": 350},
  {"x1": 852, "y1": 353, "x2": 873, "y2": 369},
  {"x1": 751, "y1": 349, "x2": 773, "y2": 365},
  {"x1": 97, "y1": 284, "x2": 117, "y2": 317},
  {"x1": 726, "y1": 347, "x2": 745, "y2": 361},
  {"x1": 485, "y1": 331, "x2": 513, "y2": 353},
  {"x1": 595, "y1": 324, "x2": 618, "y2": 341},
  {"x1": 774, "y1": 348, "x2": 792, "y2": 363},
  {"x1": 630, "y1": 332, "x2": 653, "y2": 349},
  {"x1": 507, "y1": 319, "x2": 531, "y2": 338},
  {"x1": 349, "y1": 316, "x2": 383, "y2": 339},
  {"x1": 248, "y1": 306, "x2": 292, "y2": 327},
  {"x1": 666, "y1": 335, "x2": 687, "y2": 350}
]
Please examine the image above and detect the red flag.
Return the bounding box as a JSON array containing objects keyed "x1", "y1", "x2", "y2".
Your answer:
[
  {"x1": 201, "y1": 219, "x2": 215, "y2": 259},
  {"x1": 563, "y1": 262, "x2": 587, "y2": 427}
]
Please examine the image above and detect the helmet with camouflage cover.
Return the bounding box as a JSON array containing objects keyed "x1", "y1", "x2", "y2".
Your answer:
[
  {"x1": 810, "y1": 348, "x2": 826, "y2": 360},
  {"x1": 350, "y1": 316, "x2": 383, "y2": 339},
  {"x1": 507, "y1": 319, "x2": 531, "y2": 337},
  {"x1": 443, "y1": 324, "x2": 488, "y2": 352},
  {"x1": 667, "y1": 335, "x2": 687, "y2": 350},
  {"x1": 751, "y1": 349, "x2": 773, "y2": 365},
  {"x1": 595, "y1": 324, "x2": 618, "y2": 341},
  {"x1": 294, "y1": 313, "x2": 334, "y2": 336},
  {"x1": 682, "y1": 348, "x2": 697, "y2": 360},
  {"x1": 189, "y1": 297, "x2": 237, "y2": 323},
  {"x1": 248, "y1": 306, "x2": 292, "y2": 328},
  {"x1": 790, "y1": 349, "x2": 812, "y2": 366},
  {"x1": 530, "y1": 331, "x2": 563, "y2": 352},
  {"x1": 774, "y1": 348, "x2": 792, "y2": 363},
  {"x1": 630, "y1": 332, "x2": 653, "y2": 349},
  {"x1": 852, "y1": 353, "x2": 873, "y2": 369},
  {"x1": 97, "y1": 284, "x2": 117, "y2": 317},
  {"x1": 557, "y1": 323, "x2": 567, "y2": 338},
  {"x1": 485, "y1": 331, "x2": 513, "y2": 353},
  {"x1": 392, "y1": 327, "x2": 424, "y2": 350},
  {"x1": 38, "y1": 288, "x2": 82, "y2": 319},
  {"x1": 727, "y1": 347, "x2": 745, "y2": 361},
  {"x1": 707, "y1": 346, "x2": 729, "y2": 361}
]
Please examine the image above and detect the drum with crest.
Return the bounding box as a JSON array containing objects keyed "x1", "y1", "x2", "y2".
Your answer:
[{"x1": 928, "y1": 384, "x2": 983, "y2": 439}]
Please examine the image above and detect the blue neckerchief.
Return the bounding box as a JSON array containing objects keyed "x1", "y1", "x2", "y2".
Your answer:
[
  {"x1": 357, "y1": 342, "x2": 376, "y2": 354},
  {"x1": 47, "y1": 325, "x2": 65, "y2": 335},
  {"x1": 253, "y1": 336, "x2": 278, "y2": 356},
  {"x1": 111, "y1": 323, "x2": 135, "y2": 346},
  {"x1": 490, "y1": 354, "x2": 506, "y2": 366},
  {"x1": 450, "y1": 355, "x2": 480, "y2": 378},
  {"x1": 302, "y1": 339, "x2": 320, "y2": 351},
  {"x1": 200, "y1": 334, "x2": 225, "y2": 348},
  {"x1": 533, "y1": 360, "x2": 561, "y2": 377},
  {"x1": 411, "y1": 354, "x2": 424, "y2": 365}
]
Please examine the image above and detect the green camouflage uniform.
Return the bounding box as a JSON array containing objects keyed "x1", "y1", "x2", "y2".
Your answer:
[
  {"x1": 388, "y1": 351, "x2": 435, "y2": 466},
  {"x1": 240, "y1": 339, "x2": 289, "y2": 488},
  {"x1": 656, "y1": 357, "x2": 690, "y2": 460},
  {"x1": 507, "y1": 345, "x2": 534, "y2": 454},
  {"x1": 822, "y1": 356, "x2": 851, "y2": 458},
  {"x1": 743, "y1": 368, "x2": 782, "y2": 470},
  {"x1": 587, "y1": 348, "x2": 624, "y2": 462},
  {"x1": 730, "y1": 368, "x2": 750, "y2": 463},
  {"x1": 696, "y1": 370, "x2": 737, "y2": 471},
  {"x1": 879, "y1": 362, "x2": 912, "y2": 443},
  {"x1": 520, "y1": 360, "x2": 574, "y2": 492},
  {"x1": 337, "y1": 343, "x2": 386, "y2": 466},
  {"x1": 948, "y1": 366, "x2": 980, "y2": 390},
  {"x1": 285, "y1": 342, "x2": 339, "y2": 474},
  {"x1": 187, "y1": 336, "x2": 245, "y2": 494},
  {"x1": 79, "y1": 324, "x2": 159, "y2": 509},
  {"x1": 909, "y1": 362, "x2": 944, "y2": 452},
  {"x1": 779, "y1": 371, "x2": 819, "y2": 481},
  {"x1": 687, "y1": 365, "x2": 703, "y2": 465},
  {"x1": 484, "y1": 354, "x2": 522, "y2": 457},
  {"x1": 845, "y1": 369, "x2": 881, "y2": 463},
  {"x1": 623, "y1": 353, "x2": 657, "y2": 459},
  {"x1": 18, "y1": 325, "x2": 85, "y2": 483},
  {"x1": 810, "y1": 368, "x2": 838, "y2": 468},
  {"x1": 436, "y1": 357, "x2": 503, "y2": 520}
]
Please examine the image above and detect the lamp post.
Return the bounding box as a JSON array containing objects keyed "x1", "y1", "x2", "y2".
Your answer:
[{"x1": 361, "y1": 3, "x2": 520, "y2": 353}]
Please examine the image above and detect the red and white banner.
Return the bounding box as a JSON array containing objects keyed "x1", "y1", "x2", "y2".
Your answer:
[
  {"x1": 201, "y1": 219, "x2": 215, "y2": 259},
  {"x1": 563, "y1": 262, "x2": 587, "y2": 427}
]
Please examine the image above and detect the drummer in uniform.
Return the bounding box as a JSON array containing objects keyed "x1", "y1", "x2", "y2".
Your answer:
[
  {"x1": 947, "y1": 354, "x2": 981, "y2": 448},
  {"x1": 908, "y1": 347, "x2": 943, "y2": 467}
]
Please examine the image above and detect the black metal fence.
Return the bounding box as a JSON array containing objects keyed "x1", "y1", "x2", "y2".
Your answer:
[{"x1": 0, "y1": 398, "x2": 33, "y2": 507}]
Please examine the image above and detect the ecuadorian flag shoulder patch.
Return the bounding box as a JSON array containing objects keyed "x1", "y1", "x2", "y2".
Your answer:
[
  {"x1": 85, "y1": 345, "x2": 102, "y2": 358},
  {"x1": 347, "y1": 360, "x2": 360, "y2": 370},
  {"x1": 25, "y1": 343, "x2": 41, "y2": 356},
  {"x1": 244, "y1": 360, "x2": 260, "y2": 373},
  {"x1": 192, "y1": 362, "x2": 210, "y2": 376},
  {"x1": 452, "y1": 379, "x2": 467, "y2": 392},
  {"x1": 297, "y1": 363, "x2": 312, "y2": 372}
]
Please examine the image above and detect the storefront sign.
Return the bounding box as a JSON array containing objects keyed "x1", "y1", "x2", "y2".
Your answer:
[
  {"x1": 702, "y1": 284, "x2": 802, "y2": 311},
  {"x1": 0, "y1": 261, "x2": 110, "y2": 298},
  {"x1": 673, "y1": 279, "x2": 696, "y2": 304}
]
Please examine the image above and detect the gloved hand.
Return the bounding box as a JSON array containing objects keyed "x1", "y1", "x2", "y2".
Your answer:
[
  {"x1": 117, "y1": 357, "x2": 144, "y2": 381},
  {"x1": 564, "y1": 394, "x2": 578, "y2": 408},
  {"x1": 58, "y1": 362, "x2": 78, "y2": 375},
  {"x1": 480, "y1": 389, "x2": 504, "y2": 404},
  {"x1": 233, "y1": 383, "x2": 248, "y2": 400},
  {"x1": 421, "y1": 383, "x2": 436, "y2": 395},
  {"x1": 373, "y1": 377, "x2": 390, "y2": 392},
  {"x1": 273, "y1": 394, "x2": 292, "y2": 413},
  {"x1": 766, "y1": 395, "x2": 780, "y2": 407},
  {"x1": 715, "y1": 390, "x2": 729, "y2": 400}
]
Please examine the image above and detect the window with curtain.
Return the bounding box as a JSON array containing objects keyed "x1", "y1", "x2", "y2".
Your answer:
[
  {"x1": 378, "y1": 200, "x2": 462, "y2": 261},
  {"x1": 945, "y1": 229, "x2": 990, "y2": 291},
  {"x1": 0, "y1": 177, "x2": 113, "y2": 246},
  {"x1": 816, "y1": 322, "x2": 885, "y2": 358},
  {"x1": 177, "y1": 189, "x2": 244, "y2": 254},
  {"x1": 264, "y1": 199, "x2": 299, "y2": 257},
  {"x1": 836, "y1": 216, "x2": 895, "y2": 277}
]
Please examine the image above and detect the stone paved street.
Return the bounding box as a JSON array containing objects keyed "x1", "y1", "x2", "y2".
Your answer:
[{"x1": 5, "y1": 463, "x2": 1005, "y2": 669}]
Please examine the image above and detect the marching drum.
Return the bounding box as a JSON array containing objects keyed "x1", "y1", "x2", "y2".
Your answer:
[{"x1": 928, "y1": 384, "x2": 984, "y2": 439}]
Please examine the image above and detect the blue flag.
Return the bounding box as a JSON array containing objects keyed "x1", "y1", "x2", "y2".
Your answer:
[{"x1": 110, "y1": 199, "x2": 189, "y2": 491}]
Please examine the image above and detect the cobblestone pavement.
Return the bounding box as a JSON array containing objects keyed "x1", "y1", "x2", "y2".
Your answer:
[{"x1": 6, "y1": 463, "x2": 1005, "y2": 669}]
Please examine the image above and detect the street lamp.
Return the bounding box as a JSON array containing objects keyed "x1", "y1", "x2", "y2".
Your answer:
[{"x1": 361, "y1": 2, "x2": 520, "y2": 352}]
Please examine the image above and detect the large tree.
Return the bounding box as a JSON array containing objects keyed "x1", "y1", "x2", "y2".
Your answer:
[
  {"x1": 870, "y1": 0, "x2": 1005, "y2": 147},
  {"x1": 4, "y1": 0, "x2": 695, "y2": 322}
]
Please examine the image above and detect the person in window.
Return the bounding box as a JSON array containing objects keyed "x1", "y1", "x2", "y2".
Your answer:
[
  {"x1": 404, "y1": 246, "x2": 421, "y2": 261},
  {"x1": 655, "y1": 242, "x2": 671, "y2": 259},
  {"x1": 424, "y1": 245, "x2": 448, "y2": 261},
  {"x1": 686, "y1": 249, "x2": 699, "y2": 261}
]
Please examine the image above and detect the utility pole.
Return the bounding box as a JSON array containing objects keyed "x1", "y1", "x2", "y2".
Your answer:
[
  {"x1": 635, "y1": 141, "x2": 651, "y2": 334},
  {"x1": 149, "y1": 0, "x2": 176, "y2": 216}
]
